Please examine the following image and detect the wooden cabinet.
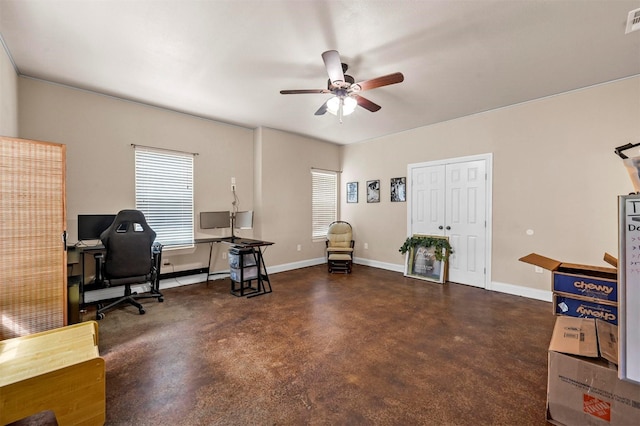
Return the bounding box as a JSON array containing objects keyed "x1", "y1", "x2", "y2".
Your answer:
[{"x1": 0, "y1": 136, "x2": 67, "y2": 339}]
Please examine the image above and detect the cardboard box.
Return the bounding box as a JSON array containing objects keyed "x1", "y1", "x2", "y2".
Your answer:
[
  {"x1": 519, "y1": 253, "x2": 618, "y2": 303},
  {"x1": 548, "y1": 316, "x2": 599, "y2": 357},
  {"x1": 547, "y1": 317, "x2": 640, "y2": 426},
  {"x1": 554, "y1": 293, "x2": 619, "y2": 325}
]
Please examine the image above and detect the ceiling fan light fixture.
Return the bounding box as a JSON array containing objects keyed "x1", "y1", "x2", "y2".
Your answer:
[
  {"x1": 327, "y1": 96, "x2": 357, "y2": 116},
  {"x1": 343, "y1": 96, "x2": 357, "y2": 115}
]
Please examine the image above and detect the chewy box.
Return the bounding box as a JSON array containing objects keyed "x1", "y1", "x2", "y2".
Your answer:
[
  {"x1": 519, "y1": 253, "x2": 618, "y2": 303},
  {"x1": 554, "y1": 293, "x2": 618, "y2": 325}
]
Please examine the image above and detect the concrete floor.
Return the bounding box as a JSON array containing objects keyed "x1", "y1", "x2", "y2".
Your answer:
[{"x1": 13, "y1": 264, "x2": 556, "y2": 425}]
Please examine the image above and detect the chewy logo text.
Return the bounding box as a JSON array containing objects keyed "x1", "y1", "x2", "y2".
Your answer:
[
  {"x1": 573, "y1": 280, "x2": 614, "y2": 295},
  {"x1": 576, "y1": 306, "x2": 616, "y2": 322}
]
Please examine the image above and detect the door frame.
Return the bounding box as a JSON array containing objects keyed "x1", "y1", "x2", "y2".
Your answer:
[{"x1": 407, "y1": 153, "x2": 493, "y2": 289}]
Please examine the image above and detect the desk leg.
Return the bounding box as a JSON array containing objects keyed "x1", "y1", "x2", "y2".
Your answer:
[
  {"x1": 93, "y1": 253, "x2": 104, "y2": 284},
  {"x1": 247, "y1": 247, "x2": 272, "y2": 298},
  {"x1": 206, "y1": 242, "x2": 213, "y2": 281}
]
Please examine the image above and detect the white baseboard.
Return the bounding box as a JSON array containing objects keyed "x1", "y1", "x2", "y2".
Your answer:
[
  {"x1": 488, "y1": 280, "x2": 553, "y2": 302},
  {"x1": 84, "y1": 259, "x2": 552, "y2": 304},
  {"x1": 353, "y1": 258, "x2": 552, "y2": 302},
  {"x1": 353, "y1": 257, "x2": 404, "y2": 273},
  {"x1": 83, "y1": 273, "x2": 212, "y2": 303},
  {"x1": 267, "y1": 257, "x2": 326, "y2": 273}
]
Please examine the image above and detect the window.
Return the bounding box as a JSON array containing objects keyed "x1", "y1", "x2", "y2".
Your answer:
[
  {"x1": 311, "y1": 169, "x2": 337, "y2": 239},
  {"x1": 135, "y1": 147, "x2": 194, "y2": 246}
]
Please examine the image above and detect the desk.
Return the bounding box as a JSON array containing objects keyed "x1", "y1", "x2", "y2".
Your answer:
[
  {"x1": 160, "y1": 237, "x2": 274, "y2": 298},
  {"x1": 67, "y1": 243, "x2": 162, "y2": 313}
]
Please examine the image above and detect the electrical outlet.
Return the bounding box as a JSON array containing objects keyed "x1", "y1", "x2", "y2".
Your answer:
[
  {"x1": 222, "y1": 251, "x2": 227, "y2": 260},
  {"x1": 297, "y1": 244, "x2": 301, "y2": 251},
  {"x1": 364, "y1": 243, "x2": 369, "y2": 249},
  {"x1": 535, "y1": 266, "x2": 543, "y2": 274}
]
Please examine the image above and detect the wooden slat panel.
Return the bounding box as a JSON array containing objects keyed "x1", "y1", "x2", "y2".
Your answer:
[{"x1": 0, "y1": 136, "x2": 66, "y2": 340}]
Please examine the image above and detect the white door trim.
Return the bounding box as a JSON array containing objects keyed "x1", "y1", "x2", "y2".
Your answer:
[{"x1": 407, "y1": 153, "x2": 493, "y2": 289}]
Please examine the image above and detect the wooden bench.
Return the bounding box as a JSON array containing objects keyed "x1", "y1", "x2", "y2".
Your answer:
[{"x1": 0, "y1": 321, "x2": 105, "y2": 425}]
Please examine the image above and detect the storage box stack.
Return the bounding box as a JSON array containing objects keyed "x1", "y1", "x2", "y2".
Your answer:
[
  {"x1": 228, "y1": 247, "x2": 257, "y2": 282},
  {"x1": 519, "y1": 253, "x2": 618, "y2": 324},
  {"x1": 546, "y1": 317, "x2": 640, "y2": 425},
  {"x1": 520, "y1": 253, "x2": 640, "y2": 425}
]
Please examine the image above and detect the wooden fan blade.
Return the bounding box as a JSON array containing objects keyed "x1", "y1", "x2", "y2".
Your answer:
[
  {"x1": 315, "y1": 101, "x2": 329, "y2": 115},
  {"x1": 354, "y1": 95, "x2": 381, "y2": 112},
  {"x1": 280, "y1": 89, "x2": 331, "y2": 94},
  {"x1": 352, "y1": 72, "x2": 404, "y2": 92},
  {"x1": 322, "y1": 50, "x2": 345, "y2": 87}
]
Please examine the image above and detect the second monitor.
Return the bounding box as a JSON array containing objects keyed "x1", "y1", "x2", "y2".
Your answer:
[
  {"x1": 199, "y1": 210, "x2": 253, "y2": 230},
  {"x1": 234, "y1": 211, "x2": 253, "y2": 229},
  {"x1": 200, "y1": 211, "x2": 231, "y2": 229}
]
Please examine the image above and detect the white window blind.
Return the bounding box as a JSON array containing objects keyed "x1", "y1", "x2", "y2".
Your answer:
[
  {"x1": 311, "y1": 169, "x2": 337, "y2": 239},
  {"x1": 135, "y1": 147, "x2": 194, "y2": 246}
]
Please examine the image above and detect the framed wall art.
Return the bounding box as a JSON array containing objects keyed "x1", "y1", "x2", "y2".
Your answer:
[
  {"x1": 390, "y1": 177, "x2": 406, "y2": 202},
  {"x1": 346, "y1": 182, "x2": 358, "y2": 203},
  {"x1": 366, "y1": 179, "x2": 380, "y2": 203},
  {"x1": 403, "y1": 235, "x2": 449, "y2": 283}
]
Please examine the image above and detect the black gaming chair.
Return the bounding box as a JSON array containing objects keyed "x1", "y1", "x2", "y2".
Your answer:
[{"x1": 96, "y1": 209, "x2": 163, "y2": 320}]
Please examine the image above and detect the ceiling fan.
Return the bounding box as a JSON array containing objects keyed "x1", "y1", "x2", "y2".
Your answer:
[{"x1": 280, "y1": 50, "x2": 404, "y2": 122}]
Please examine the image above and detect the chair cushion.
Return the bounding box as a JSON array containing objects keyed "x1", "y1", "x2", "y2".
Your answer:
[
  {"x1": 327, "y1": 222, "x2": 352, "y2": 248},
  {"x1": 328, "y1": 253, "x2": 352, "y2": 261},
  {"x1": 327, "y1": 247, "x2": 353, "y2": 253}
]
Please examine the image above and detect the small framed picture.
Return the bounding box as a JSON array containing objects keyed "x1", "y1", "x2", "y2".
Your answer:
[
  {"x1": 390, "y1": 177, "x2": 406, "y2": 202},
  {"x1": 404, "y1": 235, "x2": 448, "y2": 283},
  {"x1": 366, "y1": 180, "x2": 380, "y2": 203},
  {"x1": 346, "y1": 182, "x2": 358, "y2": 203}
]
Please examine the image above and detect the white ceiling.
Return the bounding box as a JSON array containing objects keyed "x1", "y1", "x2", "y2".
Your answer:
[{"x1": 1, "y1": 0, "x2": 639, "y2": 145}]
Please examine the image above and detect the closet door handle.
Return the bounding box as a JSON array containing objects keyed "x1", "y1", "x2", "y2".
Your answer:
[
  {"x1": 446, "y1": 226, "x2": 451, "y2": 230},
  {"x1": 438, "y1": 226, "x2": 443, "y2": 230}
]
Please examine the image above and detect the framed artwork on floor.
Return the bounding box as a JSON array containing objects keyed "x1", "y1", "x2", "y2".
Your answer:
[
  {"x1": 347, "y1": 182, "x2": 358, "y2": 203},
  {"x1": 367, "y1": 180, "x2": 380, "y2": 203},
  {"x1": 404, "y1": 235, "x2": 448, "y2": 283},
  {"x1": 390, "y1": 177, "x2": 406, "y2": 202}
]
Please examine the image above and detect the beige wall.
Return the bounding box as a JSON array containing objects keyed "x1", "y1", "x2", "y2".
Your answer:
[
  {"x1": 18, "y1": 77, "x2": 255, "y2": 274},
  {"x1": 14, "y1": 71, "x2": 640, "y2": 299},
  {"x1": 0, "y1": 42, "x2": 18, "y2": 137},
  {"x1": 17, "y1": 77, "x2": 340, "y2": 275},
  {"x1": 342, "y1": 76, "x2": 640, "y2": 295},
  {"x1": 255, "y1": 127, "x2": 341, "y2": 268}
]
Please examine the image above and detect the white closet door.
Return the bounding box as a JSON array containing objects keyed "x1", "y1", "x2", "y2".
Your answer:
[
  {"x1": 445, "y1": 160, "x2": 486, "y2": 287},
  {"x1": 409, "y1": 158, "x2": 488, "y2": 288},
  {"x1": 411, "y1": 165, "x2": 445, "y2": 236}
]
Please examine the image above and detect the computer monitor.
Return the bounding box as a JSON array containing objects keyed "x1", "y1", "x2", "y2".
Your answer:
[
  {"x1": 77, "y1": 214, "x2": 116, "y2": 241},
  {"x1": 200, "y1": 211, "x2": 231, "y2": 229},
  {"x1": 234, "y1": 211, "x2": 253, "y2": 229}
]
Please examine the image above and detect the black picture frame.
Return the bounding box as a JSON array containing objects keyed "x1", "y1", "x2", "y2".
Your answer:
[
  {"x1": 346, "y1": 182, "x2": 358, "y2": 203},
  {"x1": 367, "y1": 180, "x2": 380, "y2": 203},
  {"x1": 390, "y1": 177, "x2": 406, "y2": 202}
]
